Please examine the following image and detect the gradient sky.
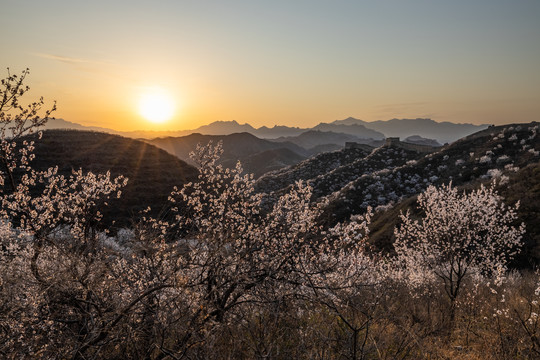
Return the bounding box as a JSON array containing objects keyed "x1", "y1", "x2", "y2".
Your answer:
[{"x1": 2, "y1": 0, "x2": 539, "y2": 131}]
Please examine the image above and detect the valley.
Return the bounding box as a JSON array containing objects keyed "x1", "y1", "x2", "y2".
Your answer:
[{"x1": 26, "y1": 122, "x2": 540, "y2": 265}]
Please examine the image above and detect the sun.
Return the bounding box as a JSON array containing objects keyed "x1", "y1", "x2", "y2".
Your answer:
[{"x1": 138, "y1": 88, "x2": 175, "y2": 124}]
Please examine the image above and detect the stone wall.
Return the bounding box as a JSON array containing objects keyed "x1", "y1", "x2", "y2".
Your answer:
[{"x1": 384, "y1": 137, "x2": 437, "y2": 153}]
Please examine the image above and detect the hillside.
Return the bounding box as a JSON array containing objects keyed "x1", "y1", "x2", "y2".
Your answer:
[
  {"x1": 254, "y1": 125, "x2": 305, "y2": 138},
  {"x1": 20, "y1": 129, "x2": 199, "y2": 227},
  {"x1": 147, "y1": 132, "x2": 313, "y2": 176},
  {"x1": 367, "y1": 159, "x2": 540, "y2": 267},
  {"x1": 272, "y1": 130, "x2": 376, "y2": 149},
  {"x1": 256, "y1": 145, "x2": 374, "y2": 194},
  {"x1": 311, "y1": 145, "x2": 428, "y2": 199},
  {"x1": 256, "y1": 140, "x2": 436, "y2": 200},
  {"x1": 253, "y1": 122, "x2": 540, "y2": 265},
  {"x1": 499, "y1": 161, "x2": 540, "y2": 266},
  {"x1": 312, "y1": 122, "x2": 385, "y2": 140},
  {"x1": 226, "y1": 148, "x2": 306, "y2": 178},
  {"x1": 404, "y1": 135, "x2": 442, "y2": 147},
  {"x1": 321, "y1": 123, "x2": 539, "y2": 224}
]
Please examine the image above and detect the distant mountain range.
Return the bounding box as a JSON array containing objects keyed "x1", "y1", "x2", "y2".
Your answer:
[
  {"x1": 334, "y1": 117, "x2": 488, "y2": 144},
  {"x1": 42, "y1": 117, "x2": 487, "y2": 178},
  {"x1": 180, "y1": 118, "x2": 486, "y2": 143},
  {"x1": 44, "y1": 117, "x2": 488, "y2": 144}
]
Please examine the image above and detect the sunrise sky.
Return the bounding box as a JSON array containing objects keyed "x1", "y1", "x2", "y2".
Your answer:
[{"x1": 2, "y1": 0, "x2": 539, "y2": 131}]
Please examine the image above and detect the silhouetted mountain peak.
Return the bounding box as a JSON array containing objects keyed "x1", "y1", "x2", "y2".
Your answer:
[
  {"x1": 331, "y1": 117, "x2": 366, "y2": 126},
  {"x1": 194, "y1": 120, "x2": 257, "y2": 135},
  {"x1": 313, "y1": 122, "x2": 385, "y2": 140}
]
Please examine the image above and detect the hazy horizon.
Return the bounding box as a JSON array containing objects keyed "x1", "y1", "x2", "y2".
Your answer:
[
  {"x1": 2, "y1": 1, "x2": 539, "y2": 131},
  {"x1": 51, "y1": 116, "x2": 494, "y2": 134}
]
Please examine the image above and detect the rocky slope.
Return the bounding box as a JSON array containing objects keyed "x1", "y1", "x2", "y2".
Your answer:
[{"x1": 321, "y1": 123, "x2": 539, "y2": 225}]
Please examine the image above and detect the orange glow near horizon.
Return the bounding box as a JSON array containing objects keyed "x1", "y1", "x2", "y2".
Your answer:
[
  {"x1": 4, "y1": 2, "x2": 538, "y2": 132},
  {"x1": 138, "y1": 88, "x2": 176, "y2": 124}
]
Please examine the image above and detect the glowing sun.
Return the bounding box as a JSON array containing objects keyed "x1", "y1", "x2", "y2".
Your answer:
[{"x1": 138, "y1": 88, "x2": 175, "y2": 123}]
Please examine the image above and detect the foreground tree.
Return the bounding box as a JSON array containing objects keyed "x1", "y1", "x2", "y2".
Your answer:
[
  {"x1": 5, "y1": 68, "x2": 539, "y2": 358},
  {"x1": 0, "y1": 68, "x2": 56, "y2": 193},
  {"x1": 0, "y1": 68, "x2": 135, "y2": 358},
  {"x1": 305, "y1": 221, "x2": 385, "y2": 360},
  {"x1": 162, "y1": 142, "x2": 376, "y2": 354},
  {"x1": 0, "y1": 70, "x2": 378, "y2": 357},
  {"x1": 394, "y1": 182, "x2": 525, "y2": 328}
]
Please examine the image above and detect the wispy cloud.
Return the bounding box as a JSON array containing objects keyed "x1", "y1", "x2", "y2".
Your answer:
[
  {"x1": 32, "y1": 53, "x2": 99, "y2": 65},
  {"x1": 31, "y1": 52, "x2": 130, "y2": 80}
]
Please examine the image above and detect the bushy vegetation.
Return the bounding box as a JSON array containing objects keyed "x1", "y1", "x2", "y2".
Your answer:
[{"x1": 1, "y1": 69, "x2": 540, "y2": 359}]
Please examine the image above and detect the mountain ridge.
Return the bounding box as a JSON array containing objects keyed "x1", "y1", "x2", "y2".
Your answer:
[
  {"x1": 330, "y1": 117, "x2": 489, "y2": 144},
  {"x1": 146, "y1": 132, "x2": 314, "y2": 177},
  {"x1": 45, "y1": 117, "x2": 489, "y2": 144}
]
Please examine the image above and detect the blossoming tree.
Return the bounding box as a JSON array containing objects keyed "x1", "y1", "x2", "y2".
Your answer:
[{"x1": 394, "y1": 182, "x2": 525, "y2": 327}]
